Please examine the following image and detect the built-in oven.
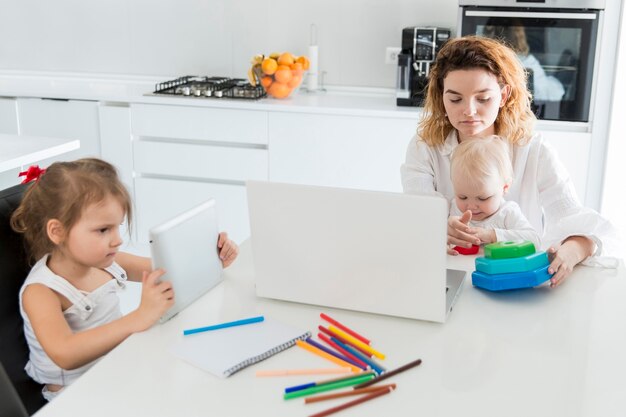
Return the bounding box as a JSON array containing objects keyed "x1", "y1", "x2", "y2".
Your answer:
[{"x1": 458, "y1": 0, "x2": 605, "y2": 122}]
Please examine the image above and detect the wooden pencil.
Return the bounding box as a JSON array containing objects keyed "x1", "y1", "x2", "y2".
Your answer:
[{"x1": 304, "y1": 383, "x2": 396, "y2": 404}]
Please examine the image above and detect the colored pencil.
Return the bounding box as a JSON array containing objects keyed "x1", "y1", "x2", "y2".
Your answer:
[
  {"x1": 304, "y1": 383, "x2": 396, "y2": 404},
  {"x1": 283, "y1": 374, "x2": 375, "y2": 400},
  {"x1": 285, "y1": 371, "x2": 375, "y2": 394},
  {"x1": 305, "y1": 338, "x2": 367, "y2": 371},
  {"x1": 317, "y1": 333, "x2": 369, "y2": 370},
  {"x1": 353, "y1": 358, "x2": 422, "y2": 389},
  {"x1": 318, "y1": 325, "x2": 373, "y2": 358},
  {"x1": 182, "y1": 315, "x2": 264, "y2": 336},
  {"x1": 295, "y1": 340, "x2": 361, "y2": 373},
  {"x1": 331, "y1": 337, "x2": 386, "y2": 375},
  {"x1": 320, "y1": 313, "x2": 371, "y2": 345},
  {"x1": 256, "y1": 368, "x2": 351, "y2": 377},
  {"x1": 328, "y1": 325, "x2": 386, "y2": 360},
  {"x1": 308, "y1": 385, "x2": 395, "y2": 417}
]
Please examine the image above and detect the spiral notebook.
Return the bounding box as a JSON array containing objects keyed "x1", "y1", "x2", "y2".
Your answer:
[{"x1": 171, "y1": 317, "x2": 311, "y2": 378}]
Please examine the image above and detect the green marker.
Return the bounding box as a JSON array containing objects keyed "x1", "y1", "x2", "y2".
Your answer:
[{"x1": 283, "y1": 373, "x2": 375, "y2": 400}]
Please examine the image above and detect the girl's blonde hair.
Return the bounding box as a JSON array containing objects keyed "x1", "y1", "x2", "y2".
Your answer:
[
  {"x1": 10, "y1": 158, "x2": 132, "y2": 261},
  {"x1": 450, "y1": 136, "x2": 513, "y2": 190},
  {"x1": 419, "y1": 36, "x2": 536, "y2": 146}
]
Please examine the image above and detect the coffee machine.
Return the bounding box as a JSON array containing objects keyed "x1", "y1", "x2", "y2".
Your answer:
[{"x1": 396, "y1": 27, "x2": 451, "y2": 107}]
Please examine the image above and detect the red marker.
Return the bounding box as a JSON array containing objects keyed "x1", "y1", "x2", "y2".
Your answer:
[{"x1": 320, "y1": 313, "x2": 370, "y2": 345}]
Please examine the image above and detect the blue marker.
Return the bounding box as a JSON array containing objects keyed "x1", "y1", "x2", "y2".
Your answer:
[
  {"x1": 305, "y1": 338, "x2": 368, "y2": 371},
  {"x1": 183, "y1": 315, "x2": 264, "y2": 336},
  {"x1": 330, "y1": 337, "x2": 386, "y2": 375}
]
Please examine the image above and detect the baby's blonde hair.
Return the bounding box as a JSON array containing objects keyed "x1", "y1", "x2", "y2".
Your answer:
[
  {"x1": 450, "y1": 136, "x2": 513, "y2": 190},
  {"x1": 10, "y1": 158, "x2": 132, "y2": 261}
]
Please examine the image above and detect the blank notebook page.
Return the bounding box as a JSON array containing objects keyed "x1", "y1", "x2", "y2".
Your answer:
[{"x1": 171, "y1": 317, "x2": 311, "y2": 378}]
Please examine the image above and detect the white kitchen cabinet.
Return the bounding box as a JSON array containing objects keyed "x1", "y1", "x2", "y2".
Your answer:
[
  {"x1": 0, "y1": 97, "x2": 20, "y2": 189},
  {"x1": 268, "y1": 112, "x2": 418, "y2": 192},
  {"x1": 17, "y1": 98, "x2": 101, "y2": 164},
  {"x1": 99, "y1": 104, "x2": 133, "y2": 193},
  {"x1": 130, "y1": 104, "x2": 269, "y2": 244}
]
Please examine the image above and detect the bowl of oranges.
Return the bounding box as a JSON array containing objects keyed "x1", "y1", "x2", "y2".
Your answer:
[{"x1": 248, "y1": 52, "x2": 310, "y2": 99}]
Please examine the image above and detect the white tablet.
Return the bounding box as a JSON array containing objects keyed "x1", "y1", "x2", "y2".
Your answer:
[{"x1": 149, "y1": 199, "x2": 223, "y2": 323}]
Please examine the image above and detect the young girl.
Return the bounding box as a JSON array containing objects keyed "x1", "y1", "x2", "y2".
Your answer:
[
  {"x1": 448, "y1": 135, "x2": 540, "y2": 254},
  {"x1": 10, "y1": 158, "x2": 238, "y2": 400}
]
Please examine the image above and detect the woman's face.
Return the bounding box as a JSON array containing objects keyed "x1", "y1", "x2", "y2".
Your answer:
[{"x1": 443, "y1": 69, "x2": 510, "y2": 142}]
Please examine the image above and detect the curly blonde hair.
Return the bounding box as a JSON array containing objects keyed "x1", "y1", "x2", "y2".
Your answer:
[
  {"x1": 10, "y1": 158, "x2": 132, "y2": 261},
  {"x1": 419, "y1": 36, "x2": 535, "y2": 146}
]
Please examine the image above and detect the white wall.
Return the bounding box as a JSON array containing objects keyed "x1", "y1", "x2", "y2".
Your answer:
[
  {"x1": 601, "y1": 0, "x2": 626, "y2": 260},
  {"x1": 0, "y1": 0, "x2": 458, "y2": 88}
]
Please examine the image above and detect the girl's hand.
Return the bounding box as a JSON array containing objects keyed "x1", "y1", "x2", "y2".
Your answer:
[
  {"x1": 134, "y1": 269, "x2": 175, "y2": 331},
  {"x1": 547, "y1": 236, "x2": 595, "y2": 288},
  {"x1": 447, "y1": 211, "x2": 480, "y2": 255},
  {"x1": 473, "y1": 227, "x2": 497, "y2": 245},
  {"x1": 217, "y1": 232, "x2": 239, "y2": 268}
]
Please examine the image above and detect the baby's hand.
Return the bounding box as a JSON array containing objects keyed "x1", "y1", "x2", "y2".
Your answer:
[
  {"x1": 473, "y1": 227, "x2": 497, "y2": 245},
  {"x1": 134, "y1": 269, "x2": 175, "y2": 331},
  {"x1": 217, "y1": 232, "x2": 239, "y2": 268}
]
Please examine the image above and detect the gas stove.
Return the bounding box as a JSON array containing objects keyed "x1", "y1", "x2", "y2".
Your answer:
[{"x1": 150, "y1": 76, "x2": 266, "y2": 100}]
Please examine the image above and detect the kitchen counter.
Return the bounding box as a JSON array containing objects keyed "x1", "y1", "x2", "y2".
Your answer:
[{"x1": 0, "y1": 70, "x2": 421, "y2": 120}]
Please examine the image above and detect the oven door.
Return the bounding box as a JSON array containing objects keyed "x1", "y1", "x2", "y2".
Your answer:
[{"x1": 459, "y1": 7, "x2": 600, "y2": 122}]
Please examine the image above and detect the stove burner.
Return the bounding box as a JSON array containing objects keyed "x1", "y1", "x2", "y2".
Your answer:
[{"x1": 152, "y1": 76, "x2": 266, "y2": 100}]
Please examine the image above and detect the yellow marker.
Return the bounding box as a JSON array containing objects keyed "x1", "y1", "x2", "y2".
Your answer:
[
  {"x1": 295, "y1": 340, "x2": 361, "y2": 373},
  {"x1": 328, "y1": 325, "x2": 386, "y2": 360}
]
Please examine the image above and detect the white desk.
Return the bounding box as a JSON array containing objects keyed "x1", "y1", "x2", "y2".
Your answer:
[
  {"x1": 34, "y1": 244, "x2": 626, "y2": 417},
  {"x1": 0, "y1": 134, "x2": 80, "y2": 173}
]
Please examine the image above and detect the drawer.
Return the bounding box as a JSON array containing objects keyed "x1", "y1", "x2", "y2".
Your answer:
[
  {"x1": 134, "y1": 177, "x2": 250, "y2": 244},
  {"x1": 133, "y1": 140, "x2": 268, "y2": 182},
  {"x1": 131, "y1": 104, "x2": 268, "y2": 145}
]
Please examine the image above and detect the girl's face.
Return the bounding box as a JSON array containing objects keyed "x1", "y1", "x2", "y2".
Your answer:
[
  {"x1": 443, "y1": 69, "x2": 510, "y2": 142},
  {"x1": 452, "y1": 173, "x2": 508, "y2": 221},
  {"x1": 62, "y1": 196, "x2": 125, "y2": 269}
]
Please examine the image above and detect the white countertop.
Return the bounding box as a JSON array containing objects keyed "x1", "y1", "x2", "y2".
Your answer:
[
  {"x1": 0, "y1": 134, "x2": 80, "y2": 173},
  {"x1": 0, "y1": 70, "x2": 421, "y2": 120}
]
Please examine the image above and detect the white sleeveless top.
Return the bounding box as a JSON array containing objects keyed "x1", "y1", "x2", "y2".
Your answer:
[{"x1": 18, "y1": 255, "x2": 127, "y2": 395}]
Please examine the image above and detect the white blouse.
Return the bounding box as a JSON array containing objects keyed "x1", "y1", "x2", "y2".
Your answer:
[{"x1": 400, "y1": 131, "x2": 621, "y2": 257}]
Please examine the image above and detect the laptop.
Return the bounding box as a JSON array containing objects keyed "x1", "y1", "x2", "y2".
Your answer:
[
  {"x1": 246, "y1": 181, "x2": 466, "y2": 323},
  {"x1": 149, "y1": 199, "x2": 224, "y2": 323}
]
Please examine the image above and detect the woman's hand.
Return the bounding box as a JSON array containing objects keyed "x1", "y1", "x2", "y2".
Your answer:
[
  {"x1": 547, "y1": 236, "x2": 595, "y2": 288},
  {"x1": 218, "y1": 232, "x2": 239, "y2": 268},
  {"x1": 134, "y1": 269, "x2": 175, "y2": 331},
  {"x1": 447, "y1": 210, "x2": 481, "y2": 255}
]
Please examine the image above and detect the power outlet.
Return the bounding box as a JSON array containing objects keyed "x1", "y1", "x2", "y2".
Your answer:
[{"x1": 385, "y1": 47, "x2": 401, "y2": 65}]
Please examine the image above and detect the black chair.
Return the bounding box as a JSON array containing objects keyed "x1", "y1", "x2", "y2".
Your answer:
[
  {"x1": 0, "y1": 362, "x2": 28, "y2": 417},
  {"x1": 0, "y1": 183, "x2": 46, "y2": 415}
]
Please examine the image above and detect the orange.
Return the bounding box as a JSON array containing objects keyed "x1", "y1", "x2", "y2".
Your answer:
[
  {"x1": 260, "y1": 76, "x2": 273, "y2": 89},
  {"x1": 288, "y1": 74, "x2": 302, "y2": 89},
  {"x1": 296, "y1": 56, "x2": 310, "y2": 70},
  {"x1": 277, "y1": 52, "x2": 295, "y2": 66},
  {"x1": 269, "y1": 82, "x2": 290, "y2": 99},
  {"x1": 290, "y1": 62, "x2": 303, "y2": 71},
  {"x1": 274, "y1": 65, "x2": 293, "y2": 84},
  {"x1": 261, "y1": 58, "x2": 278, "y2": 75}
]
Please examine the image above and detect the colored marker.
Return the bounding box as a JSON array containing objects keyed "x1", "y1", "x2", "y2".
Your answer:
[
  {"x1": 318, "y1": 325, "x2": 373, "y2": 358},
  {"x1": 317, "y1": 333, "x2": 369, "y2": 370},
  {"x1": 255, "y1": 368, "x2": 351, "y2": 377},
  {"x1": 304, "y1": 383, "x2": 396, "y2": 404},
  {"x1": 305, "y1": 339, "x2": 367, "y2": 371},
  {"x1": 285, "y1": 371, "x2": 375, "y2": 394},
  {"x1": 183, "y1": 315, "x2": 264, "y2": 336},
  {"x1": 283, "y1": 373, "x2": 375, "y2": 400},
  {"x1": 295, "y1": 340, "x2": 361, "y2": 373},
  {"x1": 320, "y1": 313, "x2": 371, "y2": 345},
  {"x1": 328, "y1": 325, "x2": 386, "y2": 360},
  {"x1": 331, "y1": 337, "x2": 386, "y2": 375},
  {"x1": 353, "y1": 358, "x2": 422, "y2": 389},
  {"x1": 309, "y1": 385, "x2": 395, "y2": 417}
]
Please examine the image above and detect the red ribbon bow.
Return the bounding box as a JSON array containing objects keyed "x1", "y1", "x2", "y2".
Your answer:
[{"x1": 18, "y1": 165, "x2": 46, "y2": 184}]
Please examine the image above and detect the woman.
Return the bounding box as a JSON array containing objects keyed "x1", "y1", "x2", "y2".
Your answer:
[{"x1": 400, "y1": 36, "x2": 619, "y2": 287}]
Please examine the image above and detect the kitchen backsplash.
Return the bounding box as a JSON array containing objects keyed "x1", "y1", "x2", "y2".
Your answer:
[{"x1": 0, "y1": 0, "x2": 457, "y2": 89}]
